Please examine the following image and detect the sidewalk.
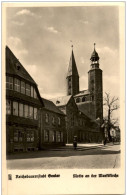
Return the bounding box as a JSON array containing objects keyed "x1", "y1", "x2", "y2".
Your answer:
[{"x1": 48, "y1": 143, "x2": 104, "y2": 151}]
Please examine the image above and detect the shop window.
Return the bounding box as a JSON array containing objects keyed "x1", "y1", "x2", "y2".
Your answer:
[
  {"x1": 26, "y1": 84, "x2": 30, "y2": 96},
  {"x1": 34, "y1": 108, "x2": 38, "y2": 120},
  {"x1": 44, "y1": 130, "x2": 49, "y2": 142},
  {"x1": 56, "y1": 131, "x2": 61, "y2": 142},
  {"x1": 24, "y1": 105, "x2": 29, "y2": 118},
  {"x1": 6, "y1": 100, "x2": 11, "y2": 115},
  {"x1": 29, "y1": 106, "x2": 34, "y2": 119},
  {"x1": 14, "y1": 78, "x2": 20, "y2": 92},
  {"x1": 14, "y1": 131, "x2": 23, "y2": 142},
  {"x1": 26, "y1": 131, "x2": 34, "y2": 142},
  {"x1": 21, "y1": 81, "x2": 25, "y2": 94},
  {"x1": 31, "y1": 86, "x2": 34, "y2": 97},
  {"x1": 19, "y1": 103, "x2": 24, "y2": 117},
  {"x1": 13, "y1": 101, "x2": 18, "y2": 116},
  {"x1": 45, "y1": 113, "x2": 49, "y2": 123},
  {"x1": 6, "y1": 76, "x2": 13, "y2": 90},
  {"x1": 58, "y1": 117, "x2": 61, "y2": 125}
]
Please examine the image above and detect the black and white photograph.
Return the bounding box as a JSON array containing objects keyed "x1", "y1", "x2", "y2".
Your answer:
[{"x1": 2, "y1": 2, "x2": 125, "y2": 195}]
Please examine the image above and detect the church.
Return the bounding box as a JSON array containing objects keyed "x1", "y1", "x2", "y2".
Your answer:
[
  {"x1": 51, "y1": 44, "x2": 103, "y2": 143},
  {"x1": 67, "y1": 43, "x2": 103, "y2": 122}
]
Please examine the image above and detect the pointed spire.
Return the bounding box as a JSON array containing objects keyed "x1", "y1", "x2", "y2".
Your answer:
[{"x1": 67, "y1": 46, "x2": 79, "y2": 77}]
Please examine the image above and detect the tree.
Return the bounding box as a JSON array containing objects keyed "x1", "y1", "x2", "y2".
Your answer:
[{"x1": 103, "y1": 92, "x2": 120, "y2": 141}]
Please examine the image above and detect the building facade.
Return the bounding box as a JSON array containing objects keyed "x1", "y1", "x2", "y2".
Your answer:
[
  {"x1": 6, "y1": 46, "x2": 44, "y2": 153},
  {"x1": 6, "y1": 46, "x2": 66, "y2": 153},
  {"x1": 39, "y1": 98, "x2": 66, "y2": 149},
  {"x1": 51, "y1": 95, "x2": 101, "y2": 143}
]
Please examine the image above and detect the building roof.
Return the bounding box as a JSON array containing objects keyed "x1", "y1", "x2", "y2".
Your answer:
[
  {"x1": 42, "y1": 98, "x2": 65, "y2": 115},
  {"x1": 90, "y1": 44, "x2": 100, "y2": 61},
  {"x1": 74, "y1": 90, "x2": 90, "y2": 97},
  {"x1": 6, "y1": 46, "x2": 36, "y2": 85},
  {"x1": 51, "y1": 95, "x2": 72, "y2": 107},
  {"x1": 67, "y1": 49, "x2": 79, "y2": 77}
]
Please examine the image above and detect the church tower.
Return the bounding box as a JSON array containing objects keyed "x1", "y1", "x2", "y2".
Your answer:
[
  {"x1": 66, "y1": 46, "x2": 79, "y2": 96},
  {"x1": 88, "y1": 43, "x2": 103, "y2": 121}
]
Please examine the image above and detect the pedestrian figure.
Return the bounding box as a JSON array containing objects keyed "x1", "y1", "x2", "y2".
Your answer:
[{"x1": 73, "y1": 136, "x2": 77, "y2": 150}]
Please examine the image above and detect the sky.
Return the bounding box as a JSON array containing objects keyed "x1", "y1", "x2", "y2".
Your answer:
[{"x1": 6, "y1": 4, "x2": 121, "y2": 120}]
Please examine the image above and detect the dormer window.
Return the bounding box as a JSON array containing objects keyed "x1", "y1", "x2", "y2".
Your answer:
[{"x1": 16, "y1": 62, "x2": 20, "y2": 70}]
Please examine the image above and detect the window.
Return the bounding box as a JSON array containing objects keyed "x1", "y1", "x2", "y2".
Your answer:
[
  {"x1": 24, "y1": 105, "x2": 29, "y2": 118},
  {"x1": 14, "y1": 78, "x2": 20, "y2": 92},
  {"x1": 49, "y1": 130, "x2": 55, "y2": 142},
  {"x1": 61, "y1": 132, "x2": 63, "y2": 142},
  {"x1": 52, "y1": 117, "x2": 55, "y2": 124},
  {"x1": 21, "y1": 81, "x2": 25, "y2": 94},
  {"x1": 14, "y1": 131, "x2": 18, "y2": 142},
  {"x1": 71, "y1": 114, "x2": 74, "y2": 126},
  {"x1": 19, "y1": 103, "x2": 23, "y2": 117},
  {"x1": 34, "y1": 88, "x2": 37, "y2": 99},
  {"x1": 34, "y1": 108, "x2": 38, "y2": 120},
  {"x1": 6, "y1": 76, "x2": 13, "y2": 90},
  {"x1": 44, "y1": 130, "x2": 49, "y2": 142},
  {"x1": 26, "y1": 131, "x2": 34, "y2": 142},
  {"x1": 31, "y1": 86, "x2": 34, "y2": 97},
  {"x1": 14, "y1": 131, "x2": 23, "y2": 142},
  {"x1": 26, "y1": 84, "x2": 30, "y2": 96},
  {"x1": 13, "y1": 101, "x2": 18, "y2": 116},
  {"x1": 91, "y1": 95, "x2": 94, "y2": 101},
  {"x1": 76, "y1": 98, "x2": 80, "y2": 103},
  {"x1": 29, "y1": 106, "x2": 33, "y2": 119},
  {"x1": 45, "y1": 113, "x2": 49, "y2": 123},
  {"x1": 58, "y1": 117, "x2": 61, "y2": 125},
  {"x1": 56, "y1": 131, "x2": 61, "y2": 142},
  {"x1": 6, "y1": 100, "x2": 11, "y2": 115},
  {"x1": 82, "y1": 97, "x2": 86, "y2": 102}
]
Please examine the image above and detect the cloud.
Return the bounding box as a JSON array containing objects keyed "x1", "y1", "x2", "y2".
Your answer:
[
  {"x1": 7, "y1": 36, "x2": 28, "y2": 60},
  {"x1": 8, "y1": 36, "x2": 21, "y2": 47},
  {"x1": 16, "y1": 9, "x2": 35, "y2": 16},
  {"x1": 47, "y1": 26, "x2": 59, "y2": 34},
  {"x1": 80, "y1": 20, "x2": 89, "y2": 24},
  {"x1": 16, "y1": 9, "x2": 42, "y2": 18},
  {"x1": 12, "y1": 21, "x2": 24, "y2": 26}
]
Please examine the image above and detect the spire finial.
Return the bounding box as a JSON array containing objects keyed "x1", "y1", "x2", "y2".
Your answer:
[
  {"x1": 70, "y1": 40, "x2": 73, "y2": 50},
  {"x1": 94, "y1": 43, "x2": 96, "y2": 50}
]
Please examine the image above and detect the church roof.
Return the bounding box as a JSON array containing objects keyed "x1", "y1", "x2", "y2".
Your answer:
[
  {"x1": 6, "y1": 46, "x2": 36, "y2": 85},
  {"x1": 74, "y1": 90, "x2": 90, "y2": 97},
  {"x1": 51, "y1": 95, "x2": 72, "y2": 107},
  {"x1": 90, "y1": 43, "x2": 100, "y2": 61},
  {"x1": 67, "y1": 49, "x2": 79, "y2": 77},
  {"x1": 42, "y1": 98, "x2": 65, "y2": 115}
]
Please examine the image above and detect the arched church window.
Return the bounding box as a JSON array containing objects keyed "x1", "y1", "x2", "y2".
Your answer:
[
  {"x1": 82, "y1": 97, "x2": 86, "y2": 102},
  {"x1": 76, "y1": 98, "x2": 80, "y2": 103}
]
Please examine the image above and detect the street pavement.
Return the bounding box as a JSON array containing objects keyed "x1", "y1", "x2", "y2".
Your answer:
[{"x1": 7, "y1": 143, "x2": 120, "y2": 169}]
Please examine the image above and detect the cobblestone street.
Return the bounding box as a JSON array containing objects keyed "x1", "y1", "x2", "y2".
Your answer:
[{"x1": 7, "y1": 143, "x2": 120, "y2": 169}]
